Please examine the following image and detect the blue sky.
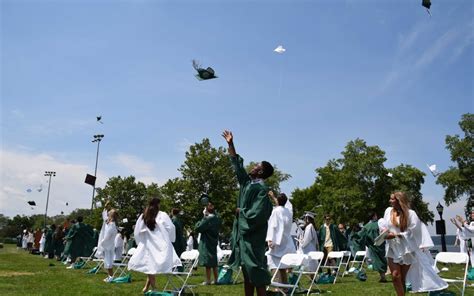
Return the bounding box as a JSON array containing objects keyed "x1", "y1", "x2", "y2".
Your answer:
[{"x1": 1, "y1": 0, "x2": 473, "y2": 234}]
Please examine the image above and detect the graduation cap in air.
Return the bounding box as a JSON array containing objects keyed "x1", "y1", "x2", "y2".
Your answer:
[
  {"x1": 122, "y1": 218, "x2": 128, "y2": 223},
  {"x1": 85, "y1": 174, "x2": 96, "y2": 186},
  {"x1": 422, "y1": 0, "x2": 431, "y2": 16},
  {"x1": 387, "y1": 172, "x2": 393, "y2": 178},
  {"x1": 274, "y1": 45, "x2": 286, "y2": 54},
  {"x1": 96, "y1": 116, "x2": 103, "y2": 124},
  {"x1": 26, "y1": 188, "x2": 32, "y2": 193},
  {"x1": 66, "y1": 202, "x2": 69, "y2": 206},
  {"x1": 61, "y1": 211, "x2": 64, "y2": 215},
  {"x1": 37, "y1": 184, "x2": 43, "y2": 192},
  {"x1": 192, "y1": 60, "x2": 217, "y2": 81},
  {"x1": 199, "y1": 193, "x2": 210, "y2": 206},
  {"x1": 427, "y1": 164, "x2": 440, "y2": 177},
  {"x1": 28, "y1": 201, "x2": 36, "y2": 206}
]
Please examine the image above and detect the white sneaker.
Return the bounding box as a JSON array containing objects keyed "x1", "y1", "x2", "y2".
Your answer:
[
  {"x1": 103, "y1": 276, "x2": 114, "y2": 283},
  {"x1": 66, "y1": 265, "x2": 74, "y2": 269}
]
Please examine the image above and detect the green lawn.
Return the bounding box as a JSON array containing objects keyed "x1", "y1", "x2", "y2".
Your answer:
[{"x1": 0, "y1": 244, "x2": 472, "y2": 295}]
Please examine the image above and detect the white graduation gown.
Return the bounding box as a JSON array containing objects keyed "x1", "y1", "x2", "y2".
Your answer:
[
  {"x1": 128, "y1": 212, "x2": 181, "y2": 275},
  {"x1": 460, "y1": 222, "x2": 474, "y2": 267},
  {"x1": 97, "y1": 210, "x2": 118, "y2": 256},
  {"x1": 381, "y1": 207, "x2": 448, "y2": 293},
  {"x1": 300, "y1": 223, "x2": 319, "y2": 271},
  {"x1": 186, "y1": 236, "x2": 194, "y2": 251},
  {"x1": 266, "y1": 206, "x2": 296, "y2": 269},
  {"x1": 39, "y1": 233, "x2": 46, "y2": 252},
  {"x1": 114, "y1": 234, "x2": 124, "y2": 261}
]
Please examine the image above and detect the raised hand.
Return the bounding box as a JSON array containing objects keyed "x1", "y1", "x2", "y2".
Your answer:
[{"x1": 222, "y1": 130, "x2": 233, "y2": 144}]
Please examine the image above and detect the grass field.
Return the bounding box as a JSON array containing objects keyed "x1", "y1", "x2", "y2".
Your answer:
[{"x1": 0, "y1": 244, "x2": 472, "y2": 295}]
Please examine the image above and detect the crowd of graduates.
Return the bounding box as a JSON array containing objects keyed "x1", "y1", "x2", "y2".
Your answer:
[{"x1": 14, "y1": 131, "x2": 468, "y2": 296}]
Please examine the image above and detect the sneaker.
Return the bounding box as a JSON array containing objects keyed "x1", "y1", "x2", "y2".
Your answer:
[
  {"x1": 201, "y1": 281, "x2": 211, "y2": 285},
  {"x1": 103, "y1": 276, "x2": 114, "y2": 283},
  {"x1": 66, "y1": 265, "x2": 74, "y2": 269}
]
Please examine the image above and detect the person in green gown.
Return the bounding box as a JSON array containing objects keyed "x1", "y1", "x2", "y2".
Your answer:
[
  {"x1": 353, "y1": 211, "x2": 388, "y2": 282},
  {"x1": 44, "y1": 224, "x2": 56, "y2": 259},
  {"x1": 222, "y1": 130, "x2": 274, "y2": 296},
  {"x1": 195, "y1": 202, "x2": 221, "y2": 285},
  {"x1": 52, "y1": 225, "x2": 65, "y2": 260},
  {"x1": 171, "y1": 208, "x2": 186, "y2": 258},
  {"x1": 318, "y1": 214, "x2": 347, "y2": 273},
  {"x1": 64, "y1": 216, "x2": 94, "y2": 266}
]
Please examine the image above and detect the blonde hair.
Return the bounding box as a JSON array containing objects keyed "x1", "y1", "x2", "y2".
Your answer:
[
  {"x1": 108, "y1": 209, "x2": 118, "y2": 222},
  {"x1": 390, "y1": 191, "x2": 410, "y2": 232}
]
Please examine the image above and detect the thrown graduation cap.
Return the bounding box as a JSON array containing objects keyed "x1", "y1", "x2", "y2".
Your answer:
[
  {"x1": 199, "y1": 193, "x2": 209, "y2": 206},
  {"x1": 28, "y1": 201, "x2": 36, "y2": 206},
  {"x1": 122, "y1": 218, "x2": 128, "y2": 223},
  {"x1": 66, "y1": 202, "x2": 69, "y2": 206},
  {"x1": 387, "y1": 172, "x2": 393, "y2": 178},
  {"x1": 96, "y1": 116, "x2": 103, "y2": 124},
  {"x1": 37, "y1": 184, "x2": 43, "y2": 192},
  {"x1": 192, "y1": 60, "x2": 217, "y2": 81},
  {"x1": 427, "y1": 164, "x2": 440, "y2": 177},
  {"x1": 85, "y1": 174, "x2": 96, "y2": 186},
  {"x1": 422, "y1": 0, "x2": 432, "y2": 16},
  {"x1": 274, "y1": 45, "x2": 286, "y2": 54},
  {"x1": 26, "y1": 188, "x2": 32, "y2": 193},
  {"x1": 61, "y1": 211, "x2": 64, "y2": 215}
]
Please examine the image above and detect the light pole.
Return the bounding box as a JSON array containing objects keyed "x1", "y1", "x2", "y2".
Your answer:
[
  {"x1": 91, "y1": 134, "x2": 104, "y2": 211},
  {"x1": 44, "y1": 171, "x2": 56, "y2": 228},
  {"x1": 436, "y1": 202, "x2": 447, "y2": 252}
]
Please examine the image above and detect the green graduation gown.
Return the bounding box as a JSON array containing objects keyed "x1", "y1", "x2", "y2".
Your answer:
[
  {"x1": 172, "y1": 217, "x2": 186, "y2": 258},
  {"x1": 195, "y1": 214, "x2": 221, "y2": 267},
  {"x1": 318, "y1": 223, "x2": 348, "y2": 251},
  {"x1": 354, "y1": 221, "x2": 387, "y2": 273},
  {"x1": 228, "y1": 155, "x2": 273, "y2": 287},
  {"x1": 64, "y1": 222, "x2": 94, "y2": 260},
  {"x1": 45, "y1": 228, "x2": 54, "y2": 257}
]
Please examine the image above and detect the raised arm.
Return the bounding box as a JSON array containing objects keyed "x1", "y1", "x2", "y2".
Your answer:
[{"x1": 222, "y1": 130, "x2": 236, "y2": 157}]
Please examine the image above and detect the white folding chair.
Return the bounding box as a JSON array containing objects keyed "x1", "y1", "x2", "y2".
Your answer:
[
  {"x1": 112, "y1": 247, "x2": 136, "y2": 278},
  {"x1": 80, "y1": 247, "x2": 104, "y2": 272},
  {"x1": 302, "y1": 251, "x2": 324, "y2": 295},
  {"x1": 218, "y1": 249, "x2": 232, "y2": 266},
  {"x1": 163, "y1": 250, "x2": 199, "y2": 296},
  {"x1": 320, "y1": 251, "x2": 345, "y2": 284},
  {"x1": 267, "y1": 253, "x2": 307, "y2": 296},
  {"x1": 340, "y1": 251, "x2": 352, "y2": 277},
  {"x1": 349, "y1": 250, "x2": 367, "y2": 271},
  {"x1": 434, "y1": 252, "x2": 469, "y2": 296}
]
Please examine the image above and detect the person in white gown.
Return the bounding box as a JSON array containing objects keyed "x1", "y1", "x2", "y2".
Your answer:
[
  {"x1": 96, "y1": 201, "x2": 118, "y2": 282},
  {"x1": 39, "y1": 229, "x2": 46, "y2": 255},
  {"x1": 266, "y1": 192, "x2": 296, "y2": 284},
  {"x1": 298, "y1": 212, "x2": 319, "y2": 272},
  {"x1": 451, "y1": 210, "x2": 474, "y2": 268},
  {"x1": 380, "y1": 191, "x2": 447, "y2": 296},
  {"x1": 128, "y1": 197, "x2": 181, "y2": 293},
  {"x1": 114, "y1": 230, "x2": 124, "y2": 261}
]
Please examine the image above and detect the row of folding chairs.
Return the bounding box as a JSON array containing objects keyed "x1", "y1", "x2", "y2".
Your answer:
[{"x1": 268, "y1": 250, "x2": 366, "y2": 296}]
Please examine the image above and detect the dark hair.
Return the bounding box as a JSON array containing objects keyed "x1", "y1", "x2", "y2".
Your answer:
[
  {"x1": 277, "y1": 193, "x2": 288, "y2": 206},
  {"x1": 77, "y1": 216, "x2": 83, "y2": 223},
  {"x1": 172, "y1": 208, "x2": 180, "y2": 216},
  {"x1": 260, "y1": 161, "x2": 274, "y2": 179},
  {"x1": 367, "y1": 211, "x2": 377, "y2": 222},
  {"x1": 144, "y1": 197, "x2": 160, "y2": 231}
]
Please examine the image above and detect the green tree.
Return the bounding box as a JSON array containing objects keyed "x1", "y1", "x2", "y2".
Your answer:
[
  {"x1": 437, "y1": 113, "x2": 474, "y2": 214},
  {"x1": 161, "y1": 139, "x2": 237, "y2": 235},
  {"x1": 292, "y1": 139, "x2": 434, "y2": 226},
  {"x1": 93, "y1": 176, "x2": 158, "y2": 235}
]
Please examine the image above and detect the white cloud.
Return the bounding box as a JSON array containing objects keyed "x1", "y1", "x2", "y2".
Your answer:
[
  {"x1": 415, "y1": 29, "x2": 458, "y2": 69},
  {"x1": 0, "y1": 149, "x2": 103, "y2": 218}
]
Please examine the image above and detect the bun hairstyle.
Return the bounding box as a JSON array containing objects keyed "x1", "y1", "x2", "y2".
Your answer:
[
  {"x1": 390, "y1": 191, "x2": 410, "y2": 232},
  {"x1": 143, "y1": 197, "x2": 160, "y2": 231}
]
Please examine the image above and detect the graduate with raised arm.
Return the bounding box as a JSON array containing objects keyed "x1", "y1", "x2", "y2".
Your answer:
[
  {"x1": 128, "y1": 197, "x2": 181, "y2": 293},
  {"x1": 266, "y1": 192, "x2": 296, "y2": 284},
  {"x1": 96, "y1": 201, "x2": 118, "y2": 282},
  {"x1": 195, "y1": 201, "x2": 221, "y2": 285},
  {"x1": 222, "y1": 130, "x2": 274, "y2": 296}
]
